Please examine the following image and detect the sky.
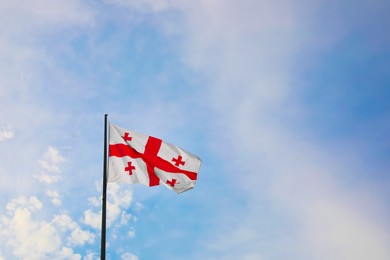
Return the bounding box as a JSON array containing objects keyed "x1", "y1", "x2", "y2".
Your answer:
[{"x1": 0, "y1": 0, "x2": 389, "y2": 259}]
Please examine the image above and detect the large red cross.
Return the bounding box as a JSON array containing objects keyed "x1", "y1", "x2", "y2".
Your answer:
[
  {"x1": 109, "y1": 136, "x2": 197, "y2": 187},
  {"x1": 172, "y1": 155, "x2": 185, "y2": 167},
  {"x1": 124, "y1": 161, "x2": 135, "y2": 175}
]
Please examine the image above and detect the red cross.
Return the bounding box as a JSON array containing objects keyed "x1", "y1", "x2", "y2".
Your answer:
[
  {"x1": 110, "y1": 137, "x2": 197, "y2": 187},
  {"x1": 172, "y1": 155, "x2": 185, "y2": 167},
  {"x1": 166, "y1": 179, "x2": 178, "y2": 187},
  {"x1": 124, "y1": 161, "x2": 135, "y2": 175},
  {"x1": 122, "y1": 132, "x2": 132, "y2": 142}
]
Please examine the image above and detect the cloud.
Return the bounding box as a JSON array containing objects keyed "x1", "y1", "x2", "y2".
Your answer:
[
  {"x1": 120, "y1": 211, "x2": 133, "y2": 226},
  {"x1": 88, "y1": 196, "x2": 101, "y2": 207},
  {"x1": 107, "y1": 183, "x2": 132, "y2": 223},
  {"x1": 39, "y1": 146, "x2": 65, "y2": 173},
  {"x1": 121, "y1": 252, "x2": 139, "y2": 260},
  {"x1": 83, "y1": 252, "x2": 99, "y2": 260},
  {"x1": 0, "y1": 0, "x2": 96, "y2": 176},
  {"x1": 304, "y1": 198, "x2": 390, "y2": 260},
  {"x1": 33, "y1": 173, "x2": 62, "y2": 184},
  {"x1": 0, "y1": 0, "x2": 94, "y2": 106},
  {"x1": 1, "y1": 196, "x2": 95, "y2": 258},
  {"x1": 133, "y1": 202, "x2": 143, "y2": 213},
  {"x1": 9, "y1": 208, "x2": 61, "y2": 258},
  {"x1": 6, "y1": 196, "x2": 43, "y2": 212},
  {"x1": 0, "y1": 197, "x2": 61, "y2": 259},
  {"x1": 105, "y1": 0, "x2": 169, "y2": 12},
  {"x1": 84, "y1": 209, "x2": 101, "y2": 230},
  {"x1": 69, "y1": 228, "x2": 95, "y2": 246},
  {"x1": 52, "y1": 214, "x2": 78, "y2": 232},
  {"x1": 46, "y1": 190, "x2": 62, "y2": 207},
  {"x1": 84, "y1": 183, "x2": 133, "y2": 230},
  {"x1": 0, "y1": 124, "x2": 14, "y2": 141},
  {"x1": 57, "y1": 247, "x2": 81, "y2": 260},
  {"x1": 34, "y1": 146, "x2": 65, "y2": 184},
  {"x1": 127, "y1": 228, "x2": 136, "y2": 239},
  {"x1": 0, "y1": 0, "x2": 94, "y2": 33}
]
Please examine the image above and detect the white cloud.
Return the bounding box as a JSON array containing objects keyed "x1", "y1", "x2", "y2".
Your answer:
[
  {"x1": 120, "y1": 212, "x2": 132, "y2": 225},
  {"x1": 107, "y1": 184, "x2": 132, "y2": 227},
  {"x1": 52, "y1": 214, "x2": 78, "y2": 232},
  {"x1": 38, "y1": 160, "x2": 61, "y2": 174},
  {"x1": 34, "y1": 146, "x2": 65, "y2": 184},
  {"x1": 133, "y1": 202, "x2": 143, "y2": 212},
  {"x1": 43, "y1": 146, "x2": 66, "y2": 165},
  {"x1": 84, "y1": 209, "x2": 101, "y2": 230},
  {"x1": 108, "y1": 183, "x2": 133, "y2": 208},
  {"x1": 0, "y1": 124, "x2": 14, "y2": 141},
  {"x1": 88, "y1": 196, "x2": 101, "y2": 207},
  {"x1": 38, "y1": 146, "x2": 65, "y2": 174},
  {"x1": 0, "y1": 0, "x2": 94, "y2": 34},
  {"x1": 52, "y1": 214, "x2": 95, "y2": 246},
  {"x1": 69, "y1": 228, "x2": 95, "y2": 246},
  {"x1": 0, "y1": 0, "x2": 94, "y2": 107},
  {"x1": 6, "y1": 196, "x2": 43, "y2": 213},
  {"x1": 121, "y1": 252, "x2": 139, "y2": 260},
  {"x1": 3, "y1": 207, "x2": 62, "y2": 259},
  {"x1": 304, "y1": 199, "x2": 390, "y2": 260},
  {"x1": 1, "y1": 196, "x2": 95, "y2": 259},
  {"x1": 84, "y1": 183, "x2": 133, "y2": 229},
  {"x1": 46, "y1": 190, "x2": 62, "y2": 207},
  {"x1": 57, "y1": 247, "x2": 81, "y2": 260},
  {"x1": 105, "y1": 0, "x2": 169, "y2": 12},
  {"x1": 127, "y1": 229, "x2": 136, "y2": 239},
  {"x1": 33, "y1": 173, "x2": 62, "y2": 184},
  {"x1": 0, "y1": 0, "x2": 95, "y2": 194},
  {"x1": 83, "y1": 252, "x2": 99, "y2": 260},
  {"x1": 0, "y1": 0, "x2": 102, "y2": 258}
]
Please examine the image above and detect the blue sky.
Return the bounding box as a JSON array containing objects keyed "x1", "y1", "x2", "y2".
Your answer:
[{"x1": 0, "y1": 0, "x2": 389, "y2": 259}]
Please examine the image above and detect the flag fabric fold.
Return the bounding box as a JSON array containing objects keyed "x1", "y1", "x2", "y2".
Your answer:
[{"x1": 108, "y1": 123, "x2": 202, "y2": 194}]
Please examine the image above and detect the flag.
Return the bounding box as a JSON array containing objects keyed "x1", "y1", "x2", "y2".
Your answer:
[{"x1": 108, "y1": 123, "x2": 202, "y2": 194}]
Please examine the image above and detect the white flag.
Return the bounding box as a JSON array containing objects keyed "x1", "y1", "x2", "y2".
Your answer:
[{"x1": 108, "y1": 123, "x2": 202, "y2": 194}]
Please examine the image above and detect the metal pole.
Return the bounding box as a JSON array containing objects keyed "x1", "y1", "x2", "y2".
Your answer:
[{"x1": 100, "y1": 114, "x2": 108, "y2": 260}]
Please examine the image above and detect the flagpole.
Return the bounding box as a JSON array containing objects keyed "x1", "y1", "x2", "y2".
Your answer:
[{"x1": 101, "y1": 114, "x2": 108, "y2": 260}]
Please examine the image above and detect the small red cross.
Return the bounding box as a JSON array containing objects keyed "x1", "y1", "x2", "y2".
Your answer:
[
  {"x1": 122, "y1": 132, "x2": 132, "y2": 142},
  {"x1": 166, "y1": 179, "x2": 178, "y2": 187},
  {"x1": 124, "y1": 161, "x2": 135, "y2": 175},
  {"x1": 172, "y1": 155, "x2": 185, "y2": 167}
]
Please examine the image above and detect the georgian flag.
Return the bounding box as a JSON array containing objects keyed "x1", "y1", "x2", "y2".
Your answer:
[{"x1": 108, "y1": 123, "x2": 202, "y2": 194}]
